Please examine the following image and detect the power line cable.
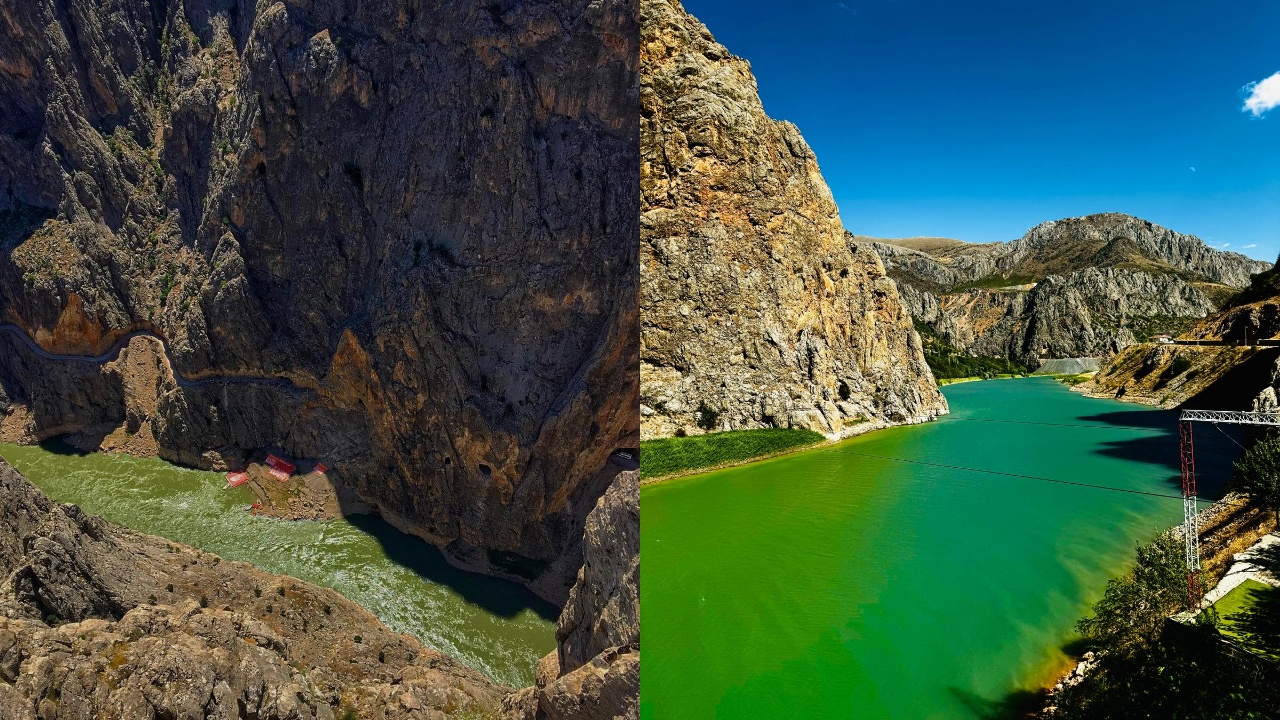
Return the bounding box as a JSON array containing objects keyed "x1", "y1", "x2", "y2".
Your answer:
[
  {"x1": 952, "y1": 418, "x2": 1165, "y2": 433},
  {"x1": 821, "y1": 448, "x2": 1188, "y2": 500},
  {"x1": 1212, "y1": 422, "x2": 1249, "y2": 451}
]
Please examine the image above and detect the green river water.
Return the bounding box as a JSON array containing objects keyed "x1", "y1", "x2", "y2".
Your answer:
[
  {"x1": 0, "y1": 441, "x2": 557, "y2": 687},
  {"x1": 641, "y1": 377, "x2": 1241, "y2": 719}
]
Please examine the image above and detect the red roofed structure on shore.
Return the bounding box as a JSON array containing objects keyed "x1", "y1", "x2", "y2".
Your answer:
[
  {"x1": 265, "y1": 454, "x2": 295, "y2": 482},
  {"x1": 314, "y1": 462, "x2": 328, "y2": 474},
  {"x1": 225, "y1": 471, "x2": 248, "y2": 488}
]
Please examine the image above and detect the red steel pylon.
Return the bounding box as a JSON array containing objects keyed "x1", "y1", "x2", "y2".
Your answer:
[{"x1": 1178, "y1": 420, "x2": 1202, "y2": 609}]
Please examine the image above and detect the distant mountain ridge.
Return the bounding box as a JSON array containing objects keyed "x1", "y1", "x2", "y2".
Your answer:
[
  {"x1": 858, "y1": 213, "x2": 1268, "y2": 292},
  {"x1": 856, "y1": 213, "x2": 1269, "y2": 368}
]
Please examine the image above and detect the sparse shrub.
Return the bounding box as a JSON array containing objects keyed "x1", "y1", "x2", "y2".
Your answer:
[
  {"x1": 166, "y1": 583, "x2": 173, "y2": 593},
  {"x1": 266, "y1": 604, "x2": 273, "y2": 613},
  {"x1": 378, "y1": 650, "x2": 385, "y2": 663},
  {"x1": 323, "y1": 604, "x2": 332, "y2": 615},
  {"x1": 147, "y1": 594, "x2": 157, "y2": 605},
  {"x1": 199, "y1": 595, "x2": 208, "y2": 608},
  {"x1": 354, "y1": 634, "x2": 363, "y2": 644},
  {"x1": 254, "y1": 586, "x2": 262, "y2": 598},
  {"x1": 277, "y1": 587, "x2": 286, "y2": 597}
]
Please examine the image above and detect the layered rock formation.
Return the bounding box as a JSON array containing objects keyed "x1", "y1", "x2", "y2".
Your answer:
[
  {"x1": 901, "y1": 267, "x2": 1218, "y2": 367},
  {"x1": 0, "y1": 0, "x2": 639, "y2": 601},
  {"x1": 0, "y1": 458, "x2": 506, "y2": 719},
  {"x1": 860, "y1": 214, "x2": 1269, "y2": 368},
  {"x1": 506, "y1": 470, "x2": 639, "y2": 720},
  {"x1": 639, "y1": 0, "x2": 947, "y2": 439}
]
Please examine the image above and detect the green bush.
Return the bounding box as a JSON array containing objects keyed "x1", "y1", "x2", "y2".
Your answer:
[
  {"x1": 1052, "y1": 531, "x2": 1280, "y2": 719},
  {"x1": 913, "y1": 320, "x2": 1027, "y2": 380},
  {"x1": 1233, "y1": 431, "x2": 1280, "y2": 526}
]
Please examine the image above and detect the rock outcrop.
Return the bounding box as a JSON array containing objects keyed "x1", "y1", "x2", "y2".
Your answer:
[
  {"x1": 860, "y1": 214, "x2": 1269, "y2": 367},
  {"x1": 1081, "y1": 257, "x2": 1280, "y2": 410},
  {"x1": 0, "y1": 458, "x2": 506, "y2": 719},
  {"x1": 0, "y1": 0, "x2": 639, "y2": 602},
  {"x1": 639, "y1": 0, "x2": 947, "y2": 439},
  {"x1": 904, "y1": 267, "x2": 1218, "y2": 367},
  {"x1": 505, "y1": 470, "x2": 638, "y2": 720}
]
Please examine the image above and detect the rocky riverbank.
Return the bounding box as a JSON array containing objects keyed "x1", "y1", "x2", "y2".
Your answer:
[
  {"x1": 0, "y1": 457, "x2": 505, "y2": 719},
  {"x1": 0, "y1": 456, "x2": 639, "y2": 719}
]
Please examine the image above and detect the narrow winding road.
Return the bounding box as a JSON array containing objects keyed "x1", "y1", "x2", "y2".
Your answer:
[{"x1": 0, "y1": 322, "x2": 298, "y2": 390}]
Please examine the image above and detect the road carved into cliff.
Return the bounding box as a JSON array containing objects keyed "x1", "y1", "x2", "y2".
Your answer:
[{"x1": 0, "y1": 323, "x2": 301, "y2": 391}]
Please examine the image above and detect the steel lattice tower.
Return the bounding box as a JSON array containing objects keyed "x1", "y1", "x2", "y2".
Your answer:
[
  {"x1": 1178, "y1": 420, "x2": 1201, "y2": 607},
  {"x1": 1177, "y1": 410, "x2": 1280, "y2": 610}
]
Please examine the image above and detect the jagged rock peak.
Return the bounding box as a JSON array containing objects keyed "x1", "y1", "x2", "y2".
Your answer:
[{"x1": 1011, "y1": 213, "x2": 1269, "y2": 286}]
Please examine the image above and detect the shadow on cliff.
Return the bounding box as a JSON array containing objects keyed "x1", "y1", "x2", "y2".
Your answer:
[
  {"x1": 344, "y1": 512, "x2": 560, "y2": 621},
  {"x1": 1076, "y1": 406, "x2": 1246, "y2": 499},
  {"x1": 0, "y1": 201, "x2": 55, "y2": 251}
]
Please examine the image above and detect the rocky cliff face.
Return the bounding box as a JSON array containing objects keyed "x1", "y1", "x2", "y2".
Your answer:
[
  {"x1": 1081, "y1": 257, "x2": 1280, "y2": 410},
  {"x1": 638, "y1": 0, "x2": 946, "y2": 439},
  {"x1": 903, "y1": 267, "x2": 1218, "y2": 367},
  {"x1": 505, "y1": 470, "x2": 638, "y2": 720},
  {"x1": 0, "y1": 458, "x2": 506, "y2": 719},
  {"x1": 0, "y1": 0, "x2": 638, "y2": 601},
  {"x1": 862, "y1": 214, "x2": 1268, "y2": 367}
]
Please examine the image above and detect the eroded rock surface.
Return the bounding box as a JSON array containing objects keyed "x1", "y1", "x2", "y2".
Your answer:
[
  {"x1": 639, "y1": 0, "x2": 947, "y2": 440},
  {"x1": 505, "y1": 469, "x2": 638, "y2": 720},
  {"x1": 0, "y1": 0, "x2": 639, "y2": 602},
  {"x1": 0, "y1": 458, "x2": 505, "y2": 719}
]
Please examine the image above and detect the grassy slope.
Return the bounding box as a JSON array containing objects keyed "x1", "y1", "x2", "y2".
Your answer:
[
  {"x1": 1207, "y1": 578, "x2": 1280, "y2": 660},
  {"x1": 640, "y1": 428, "x2": 825, "y2": 480}
]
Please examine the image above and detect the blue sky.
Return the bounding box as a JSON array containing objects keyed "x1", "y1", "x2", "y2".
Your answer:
[{"x1": 682, "y1": 0, "x2": 1280, "y2": 260}]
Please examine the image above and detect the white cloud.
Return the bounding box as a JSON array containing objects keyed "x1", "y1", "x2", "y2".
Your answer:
[
  {"x1": 1243, "y1": 71, "x2": 1280, "y2": 117},
  {"x1": 1189, "y1": 166, "x2": 1196, "y2": 172},
  {"x1": 1245, "y1": 243, "x2": 1258, "y2": 249},
  {"x1": 1222, "y1": 243, "x2": 1232, "y2": 248}
]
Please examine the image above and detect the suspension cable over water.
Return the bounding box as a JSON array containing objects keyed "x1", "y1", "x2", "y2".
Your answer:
[{"x1": 820, "y1": 449, "x2": 1186, "y2": 500}]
